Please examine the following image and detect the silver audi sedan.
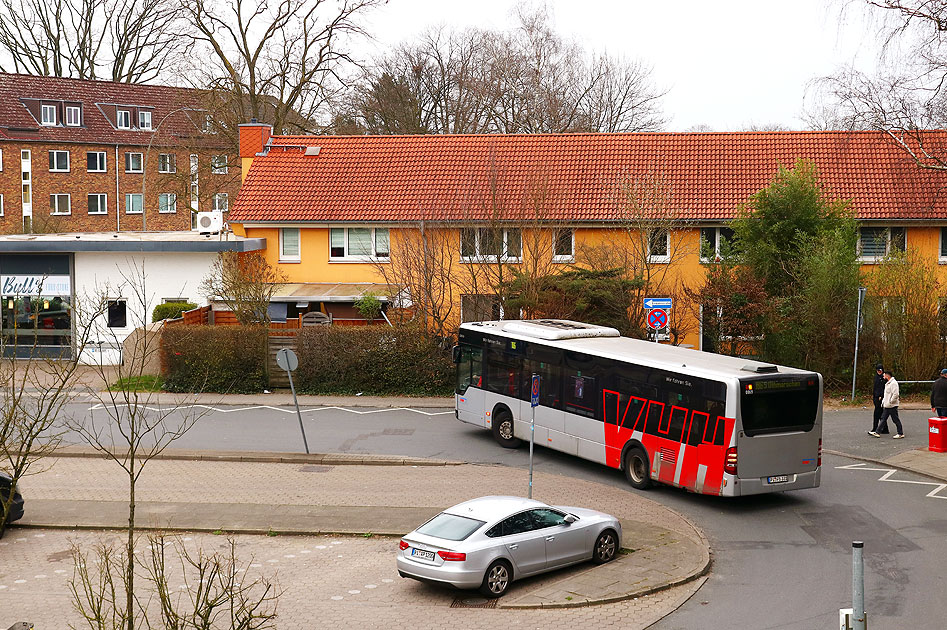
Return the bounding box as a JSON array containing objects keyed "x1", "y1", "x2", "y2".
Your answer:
[{"x1": 396, "y1": 496, "x2": 622, "y2": 598}]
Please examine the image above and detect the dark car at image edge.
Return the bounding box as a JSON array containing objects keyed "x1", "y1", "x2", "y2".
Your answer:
[{"x1": 1, "y1": 472, "x2": 25, "y2": 524}]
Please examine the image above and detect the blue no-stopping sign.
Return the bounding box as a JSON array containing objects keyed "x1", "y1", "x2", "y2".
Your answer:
[{"x1": 530, "y1": 374, "x2": 541, "y2": 407}]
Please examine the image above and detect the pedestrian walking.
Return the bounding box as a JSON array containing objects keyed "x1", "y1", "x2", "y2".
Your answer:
[
  {"x1": 871, "y1": 363, "x2": 889, "y2": 434},
  {"x1": 931, "y1": 368, "x2": 947, "y2": 417},
  {"x1": 869, "y1": 369, "x2": 904, "y2": 439}
]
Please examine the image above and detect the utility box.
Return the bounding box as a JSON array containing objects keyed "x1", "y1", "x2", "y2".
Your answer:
[{"x1": 930, "y1": 417, "x2": 947, "y2": 453}]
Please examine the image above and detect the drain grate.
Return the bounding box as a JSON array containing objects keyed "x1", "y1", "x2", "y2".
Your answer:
[
  {"x1": 450, "y1": 596, "x2": 497, "y2": 609},
  {"x1": 298, "y1": 465, "x2": 332, "y2": 473}
]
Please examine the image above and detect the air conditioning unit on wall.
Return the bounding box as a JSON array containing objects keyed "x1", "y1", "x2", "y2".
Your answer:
[{"x1": 196, "y1": 211, "x2": 223, "y2": 234}]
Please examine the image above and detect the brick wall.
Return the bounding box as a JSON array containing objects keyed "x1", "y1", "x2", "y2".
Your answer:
[{"x1": 0, "y1": 141, "x2": 241, "y2": 234}]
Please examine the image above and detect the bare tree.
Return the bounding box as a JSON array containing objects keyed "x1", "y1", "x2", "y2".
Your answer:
[{"x1": 201, "y1": 251, "x2": 287, "y2": 326}]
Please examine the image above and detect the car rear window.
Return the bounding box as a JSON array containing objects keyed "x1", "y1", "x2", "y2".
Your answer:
[{"x1": 416, "y1": 513, "x2": 485, "y2": 541}]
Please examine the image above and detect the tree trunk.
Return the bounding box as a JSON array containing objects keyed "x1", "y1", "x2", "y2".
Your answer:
[{"x1": 126, "y1": 455, "x2": 136, "y2": 630}]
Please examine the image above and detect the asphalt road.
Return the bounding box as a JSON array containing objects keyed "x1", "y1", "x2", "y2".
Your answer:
[{"x1": 56, "y1": 403, "x2": 947, "y2": 628}]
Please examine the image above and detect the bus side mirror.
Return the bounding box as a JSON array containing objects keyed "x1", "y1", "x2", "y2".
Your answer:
[{"x1": 451, "y1": 345, "x2": 461, "y2": 364}]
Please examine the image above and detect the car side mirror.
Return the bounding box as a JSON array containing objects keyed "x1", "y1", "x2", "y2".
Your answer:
[
  {"x1": 563, "y1": 514, "x2": 578, "y2": 524},
  {"x1": 451, "y1": 345, "x2": 461, "y2": 364}
]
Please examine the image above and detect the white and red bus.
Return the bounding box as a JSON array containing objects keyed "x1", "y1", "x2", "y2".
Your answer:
[{"x1": 453, "y1": 319, "x2": 822, "y2": 497}]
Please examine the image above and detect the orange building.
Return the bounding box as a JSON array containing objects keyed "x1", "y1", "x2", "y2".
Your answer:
[{"x1": 229, "y1": 123, "x2": 947, "y2": 346}]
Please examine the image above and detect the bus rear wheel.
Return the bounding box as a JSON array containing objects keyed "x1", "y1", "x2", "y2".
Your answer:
[
  {"x1": 492, "y1": 409, "x2": 522, "y2": 449},
  {"x1": 623, "y1": 446, "x2": 652, "y2": 490}
]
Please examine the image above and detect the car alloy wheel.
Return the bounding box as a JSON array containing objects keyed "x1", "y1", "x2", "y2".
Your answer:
[
  {"x1": 480, "y1": 560, "x2": 512, "y2": 598},
  {"x1": 593, "y1": 530, "x2": 617, "y2": 564}
]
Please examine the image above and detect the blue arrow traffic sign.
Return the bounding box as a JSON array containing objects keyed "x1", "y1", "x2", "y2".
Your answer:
[{"x1": 643, "y1": 297, "x2": 673, "y2": 309}]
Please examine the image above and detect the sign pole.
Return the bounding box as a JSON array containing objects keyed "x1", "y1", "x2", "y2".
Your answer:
[
  {"x1": 529, "y1": 373, "x2": 540, "y2": 499},
  {"x1": 287, "y1": 368, "x2": 309, "y2": 455},
  {"x1": 276, "y1": 348, "x2": 309, "y2": 455}
]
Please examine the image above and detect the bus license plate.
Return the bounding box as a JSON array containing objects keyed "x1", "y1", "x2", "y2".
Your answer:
[
  {"x1": 767, "y1": 475, "x2": 789, "y2": 484},
  {"x1": 411, "y1": 548, "x2": 435, "y2": 561}
]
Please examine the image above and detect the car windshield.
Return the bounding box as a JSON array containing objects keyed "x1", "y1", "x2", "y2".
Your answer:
[{"x1": 416, "y1": 513, "x2": 485, "y2": 541}]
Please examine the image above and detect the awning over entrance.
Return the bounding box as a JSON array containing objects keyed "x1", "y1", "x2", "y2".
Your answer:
[{"x1": 269, "y1": 283, "x2": 394, "y2": 303}]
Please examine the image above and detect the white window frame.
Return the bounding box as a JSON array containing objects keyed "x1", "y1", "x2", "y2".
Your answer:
[
  {"x1": 939, "y1": 227, "x2": 947, "y2": 263},
  {"x1": 139, "y1": 110, "x2": 152, "y2": 130},
  {"x1": 459, "y1": 227, "x2": 522, "y2": 262},
  {"x1": 48, "y1": 150, "x2": 70, "y2": 172},
  {"x1": 279, "y1": 228, "x2": 301, "y2": 262},
  {"x1": 552, "y1": 228, "x2": 575, "y2": 263},
  {"x1": 0, "y1": 194, "x2": 4, "y2": 217},
  {"x1": 41, "y1": 104, "x2": 56, "y2": 126},
  {"x1": 87, "y1": 151, "x2": 107, "y2": 173},
  {"x1": 50, "y1": 193, "x2": 71, "y2": 215},
  {"x1": 124, "y1": 152, "x2": 143, "y2": 173},
  {"x1": 212, "y1": 193, "x2": 228, "y2": 213},
  {"x1": 647, "y1": 229, "x2": 670, "y2": 264},
  {"x1": 699, "y1": 226, "x2": 735, "y2": 263},
  {"x1": 125, "y1": 193, "x2": 143, "y2": 214},
  {"x1": 88, "y1": 193, "x2": 107, "y2": 215},
  {"x1": 329, "y1": 227, "x2": 390, "y2": 261},
  {"x1": 211, "y1": 155, "x2": 228, "y2": 174},
  {"x1": 0, "y1": 148, "x2": 3, "y2": 171},
  {"x1": 116, "y1": 109, "x2": 130, "y2": 129},
  {"x1": 158, "y1": 193, "x2": 177, "y2": 214},
  {"x1": 858, "y1": 226, "x2": 905, "y2": 262},
  {"x1": 65, "y1": 105, "x2": 81, "y2": 127},
  {"x1": 158, "y1": 153, "x2": 176, "y2": 173}
]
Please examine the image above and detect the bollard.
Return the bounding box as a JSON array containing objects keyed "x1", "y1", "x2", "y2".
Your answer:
[{"x1": 852, "y1": 541, "x2": 866, "y2": 630}]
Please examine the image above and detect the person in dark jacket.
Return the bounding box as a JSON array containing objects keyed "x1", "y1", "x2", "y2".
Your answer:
[
  {"x1": 931, "y1": 369, "x2": 947, "y2": 417},
  {"x1": 872, "y1": 364, "x2": 889, "y2": 434}
]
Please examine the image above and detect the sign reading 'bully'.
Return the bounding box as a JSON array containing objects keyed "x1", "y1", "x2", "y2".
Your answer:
[{"x1": 0, "y1": 275, "x2": 71, "y2": 296}]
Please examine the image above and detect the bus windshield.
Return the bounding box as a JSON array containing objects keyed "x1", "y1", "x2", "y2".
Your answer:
[{"x1": 740, "y1": 377, "x2": 819, "y2": 436}]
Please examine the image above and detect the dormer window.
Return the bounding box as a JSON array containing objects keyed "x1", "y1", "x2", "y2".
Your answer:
[
  {"x1": 202, "y1": 114, "x2": 215, "y2": 133},
  {"x1": 65, "y1": 106, "x2": 81, "y2": 127},
  {"x1": 41, "y1": 104, "x2": 56, "y2": 126},
  {"x1": 117, "y1": 110, "x2": 130, "y2": 129},
  {"x1": 139, "y1": 111, "x2": 152, "y2": 130}
]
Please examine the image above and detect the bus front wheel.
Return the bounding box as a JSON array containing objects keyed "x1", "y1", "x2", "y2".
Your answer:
[
  {"x1": 623, "y1": 446, "x2": 652, "y2": 490},
  {"x1": 492, "y1": 409, "x2": 522, "y2": 449}
]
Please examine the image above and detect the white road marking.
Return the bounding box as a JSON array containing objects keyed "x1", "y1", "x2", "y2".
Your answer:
[
  {"x1": 836, "y1": 463, "x2": 947, "y2": 499},
  {"x1": 86, "y1": 403, "x2": 452, "y2": 416}
]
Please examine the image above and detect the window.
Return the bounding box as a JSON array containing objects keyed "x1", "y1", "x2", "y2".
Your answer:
[
  {"x1": 202, "y1": 114, "x2": 215, "y2": 133},
  {"x1": 41, "y1": 104, "x2": 56, "y2": 126},
  {"x1": 158, "y1": 153, "x2": 176, "y2": 173},
  {"x1": 65, "y1": 106, "x2": 81, "y2": 126},
  {"x1": 940, "y1": 227, "x2": 947, "y2": 261},
  {"x1": 106, "y1": 300, "x2": 127, "y2": 328},
  {"x1": 648, "y1": 229, "x2": 670, "y2": 262},
  {"x1": 212, "y1": 193, "x2": 228, "y2": 212},
  {"x1": 0, "y1": 194, "x2": 4, "y2": 217},
  {"x1": 49, "y1": 194, "x2": 71, "y2": 215},
  {"x1": 158, "y1": 193, "x2": 176, "y2": 214},
  {"x1": 415, "y1": 513, "x2": 485, "y2": 541},
  {"x1": 461, "y1": 294, "x2": 501, "y2": 322},
  {"x1": 0, "y1": 148, "x2": 3, "y2": 171},
  {"x1": 48, "y1": 150, "x2": 69, "y2": 172},
  {"x1": 859, "y1": 227, "x2": 905, "y2": 260},
  {"x1": 485, "y1": 511, "x2": 538, "y2": 538},
  {"x1": 125, "y1": 193, "x2": 143, "y2": 214},
  {"x1": 459, "y1": 227, "x2": 522, "y2": 261},
  {"x1": 280, "y1": 228, "x2": 301, "y2": 262},
  {"x1": 88, "y1": 193, "x2": 107, "y2": 215},
  {"x1": 124, "y1": 152, "x2": 143, "y2": 173},
  {"x1": 329, "y1": 227, "x2": 389, "y2": 260},
  {"x1": 116, "y1": 110, "x2": 130, "y2": 129},
  {"x1": 211, "y1": 155, "x2": 228, "y2": 174},
  {"x1": 700, "y1": 227, "x2": 735, "y2": 262},
  {"x1": 189, "y1": 154, "x2": 199, "y2": 213},
  {"x1": 87, "y1": 151, "x2": 107, "y2": 172},
  {"x1": 553, "y1": 228, "x2": 574, "y2": 261},
  {"x1": 138, "y1": 110, "x2": 152, "y2": 130}
]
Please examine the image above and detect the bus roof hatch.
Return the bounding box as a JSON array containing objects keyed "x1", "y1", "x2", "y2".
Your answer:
[{"x1": 502, "y1": 319, "x2": 621, "y2": 340}]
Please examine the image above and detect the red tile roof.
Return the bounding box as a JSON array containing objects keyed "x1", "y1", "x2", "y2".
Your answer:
[
  {"x1": 0, "y1": 72, "x2": 222, "y2": 147},
  {"x1": 229, "y1": 131, "x2": 947, "y2": 223}
]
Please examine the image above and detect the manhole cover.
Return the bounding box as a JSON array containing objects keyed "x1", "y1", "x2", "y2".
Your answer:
[
  {"x1": 383, "y1": 428, "x2": 415, "y2": 436},
  {"x1": 450, "y1": 597, "x2": 497, "y2": 609},
  {"x1": 298, "y1": 465, "x2": 332, "y2": 473}
]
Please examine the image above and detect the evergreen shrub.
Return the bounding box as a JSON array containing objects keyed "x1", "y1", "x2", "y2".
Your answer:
[
  {"x1": 161, "y1": 325, "x2": 267, "y2": 393},
  {"x1": 152, "y1": 302, "x2": 198, "y2": 322}
]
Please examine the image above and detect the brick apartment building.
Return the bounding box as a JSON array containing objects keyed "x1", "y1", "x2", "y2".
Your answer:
[{"x1": 0, "y1": 73, "x2": 241, "y2": 234}]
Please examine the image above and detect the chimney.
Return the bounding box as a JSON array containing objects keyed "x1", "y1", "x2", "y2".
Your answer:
[{"x1": 238, "y1": 120, "x2": 273, "y2": 181}]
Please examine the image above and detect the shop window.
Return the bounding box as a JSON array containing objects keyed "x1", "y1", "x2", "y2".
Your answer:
[{"x1": 107, "y1": 300, "x2": 127, "y2": 328}]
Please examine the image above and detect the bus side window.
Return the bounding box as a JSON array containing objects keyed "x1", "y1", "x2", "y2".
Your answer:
[
  {"x1": 485, "y1": 349, "x2": 522, "y2": 398},
  {"x1": 456, "y1": 346, "x2": 483, "y2": 394},
  {"x1": 524, "y1": 360, "x2": 561, "y2": 408},
  {"x1": 564, "y1": 373, "x2": 597, "y2": 419}
]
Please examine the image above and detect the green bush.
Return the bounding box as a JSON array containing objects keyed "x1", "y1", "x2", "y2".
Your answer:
[
  {"x1": 161, "y1": 325, "x2": 268, "y2": 393},
  {"x1": 152, "y1": 302, "x2": 198, "y2": 323},
  {"x1": 296, "y1": 326, "x2": 453, "y2": 396}
]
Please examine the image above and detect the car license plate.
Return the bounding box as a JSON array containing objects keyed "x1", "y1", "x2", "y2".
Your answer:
[
  {"x1": 411, "y1": 548, "x2": 435, "y2": 561},
  {"x1": 767, "y1": 475, "x2": 789, "y2": 484}
]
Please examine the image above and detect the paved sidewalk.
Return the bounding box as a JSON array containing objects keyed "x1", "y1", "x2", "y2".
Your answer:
[{"x1": 12, "y1": 453, "x2": 710, "y2": 615}]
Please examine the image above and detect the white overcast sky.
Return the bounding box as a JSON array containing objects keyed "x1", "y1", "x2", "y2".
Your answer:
[{"x1": 359, "y1": 0, "x2": 883, "y2": 131}]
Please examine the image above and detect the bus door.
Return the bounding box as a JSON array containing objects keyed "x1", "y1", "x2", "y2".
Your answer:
[{"x1": 455, "y1": 344, "x2": 485, "y2": 427}]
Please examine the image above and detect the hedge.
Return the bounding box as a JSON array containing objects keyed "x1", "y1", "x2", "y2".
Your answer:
[
  {"x1": 296, "y1": 326, "x2": 453, "y2": 396},
  {"x1": 161, "y1": 325, "x2": 268, "y2": 393},
  {"x1": 152, "y1": 302, "x2": 198, "y2": 323}
]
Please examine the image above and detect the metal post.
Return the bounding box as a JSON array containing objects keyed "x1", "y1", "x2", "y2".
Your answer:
[
  {"x1": 852, "y1": 541, "x2": 866, "y2": 630},
  {"x1": 286, "y1": 369, "x2": 309, "y2": 455},
  {"x1": 851, "y1": 287, "x2": 867, "y2": 401},
  {"x1": 528, "y1": 403, "x2": 535, "y2": 499}
]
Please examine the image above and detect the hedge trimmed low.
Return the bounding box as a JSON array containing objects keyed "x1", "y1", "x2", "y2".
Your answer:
[
  {"x1": 296, "y1": 326, "x2": 453, "y2": 396},
  {"x1": 161, "y1": 325, "x2": 267, "y2": 394}
]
